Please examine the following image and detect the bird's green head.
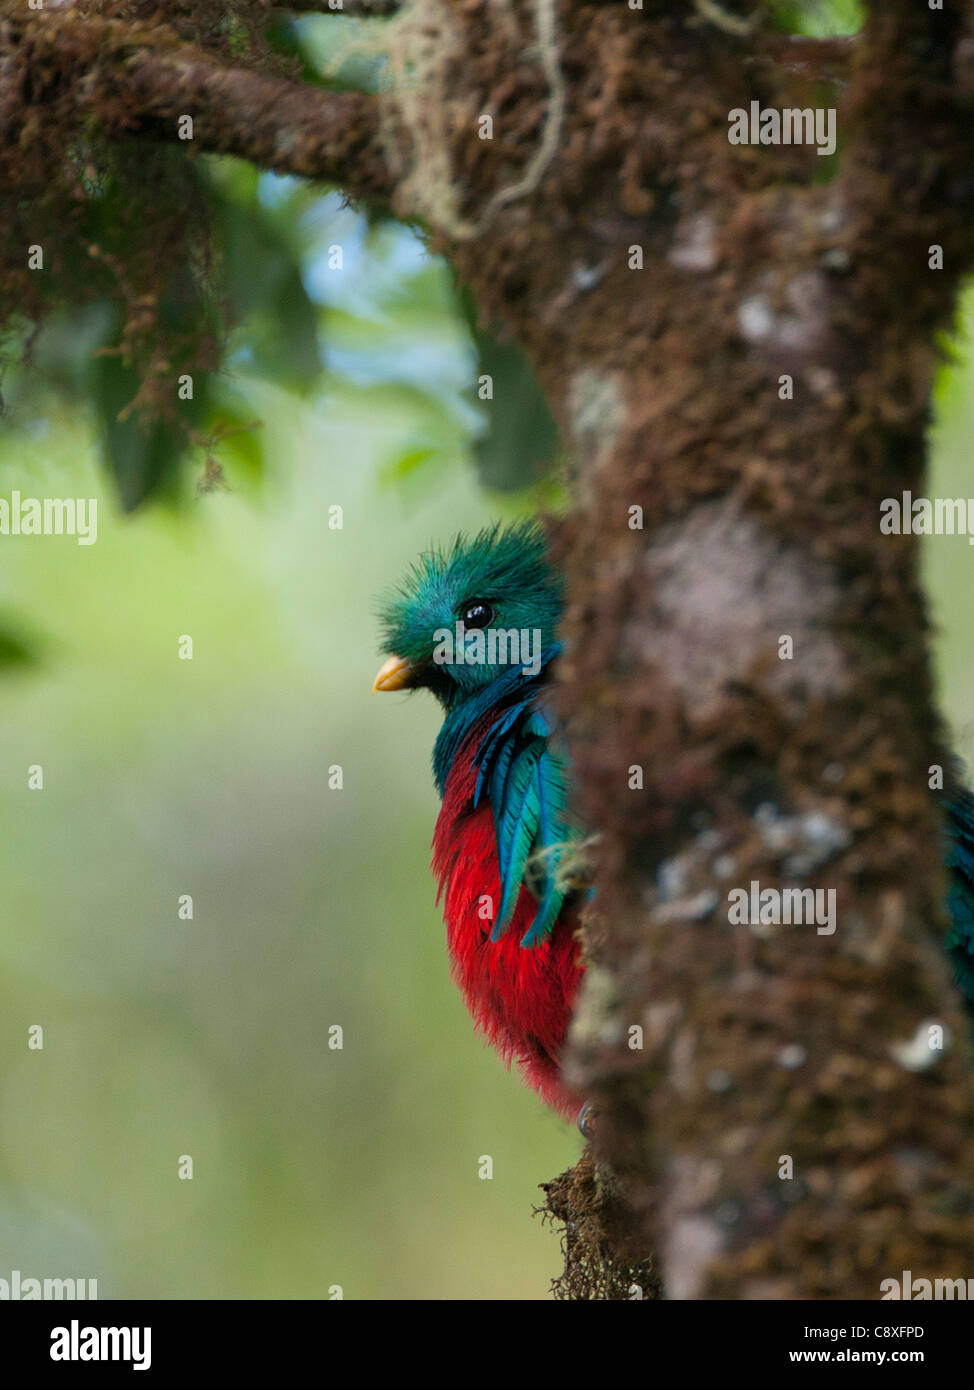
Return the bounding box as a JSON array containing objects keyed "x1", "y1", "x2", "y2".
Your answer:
[{"x1": 374, "y1": 521, "x2": 562, "y2": 708}]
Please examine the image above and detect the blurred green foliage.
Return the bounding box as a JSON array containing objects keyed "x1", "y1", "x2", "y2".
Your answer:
[
  {"x1": 3, "y1": 153, "x2": 555, "y2": 513},
  {"x1": 457, "y1": 289, "x2": 562, "y2": 493},
  {"x1": 0, "y1": 167, "x2": 575, "y2": 1300},
  {"x1": 769, "y1": 0, "x2": 863, "y2": 34}
]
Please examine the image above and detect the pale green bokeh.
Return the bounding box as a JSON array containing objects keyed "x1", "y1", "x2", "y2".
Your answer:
[
  {"x1": 926, "y1": 290, "x2": 974, "y2": 765},
  {"x1": 0, "y1": 359, "x2": 576, "y2": 1300}
]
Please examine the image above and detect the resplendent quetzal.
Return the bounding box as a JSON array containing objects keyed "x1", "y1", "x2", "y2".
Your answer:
[{"x1": 374, "y1": 520, "x2": 974, "y2": 1120}]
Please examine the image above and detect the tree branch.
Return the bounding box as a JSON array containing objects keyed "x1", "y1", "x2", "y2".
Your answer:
[
  {"x1": 105, "y1": 49, "x2": 395, "y2": 196},
  {"x1": 4, "y1": 11, "x2": 397, "y2": 203}
]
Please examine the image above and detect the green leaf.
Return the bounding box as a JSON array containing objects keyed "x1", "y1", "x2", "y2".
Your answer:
[
  {"x1": 211, "y1": 177, "x2": 322, "y2": 392},
  {"x1": 378, "y1": 444, "x2": 439, "y2": 484},
  {"x1": 90, "y1": 352, "x2": 207, "y2": 512},
  {"x1": 766, "y1": 0, "x2": 862, "y2": 35},
  {"x1": 0, "y1": 617, "x2": 38, "y2": 669},
  {"x1": 377, "y1": 440, "x2": 449, "y2": 500},
  {"x1": 457, "y1": 290, "x2": 560, "y2": 492},
  {"x1": 259, "y1": 272, "x2": 321, "y2": 388}
]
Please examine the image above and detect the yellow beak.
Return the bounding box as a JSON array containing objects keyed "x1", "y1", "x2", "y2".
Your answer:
[{"x1": 372, "y1": 654, "x2": 416, "y2": 693}]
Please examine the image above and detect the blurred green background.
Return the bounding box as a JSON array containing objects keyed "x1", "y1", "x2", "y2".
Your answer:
[
  {"x1": 1, "y1": 1, "x2": 972, "y2": 1301},
  {"x1": 0, "y1": 175, "x2": 576, "y2": 1299}
]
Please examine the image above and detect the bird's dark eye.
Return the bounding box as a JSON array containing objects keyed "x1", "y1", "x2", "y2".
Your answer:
[{"x1": 460, "y1": 599, "x2": 495, "y2": 629}]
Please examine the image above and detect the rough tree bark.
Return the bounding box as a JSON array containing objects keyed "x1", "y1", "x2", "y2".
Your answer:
[{"x1": 5, "y1": 0, "x2": 974, "y2": 1298}]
